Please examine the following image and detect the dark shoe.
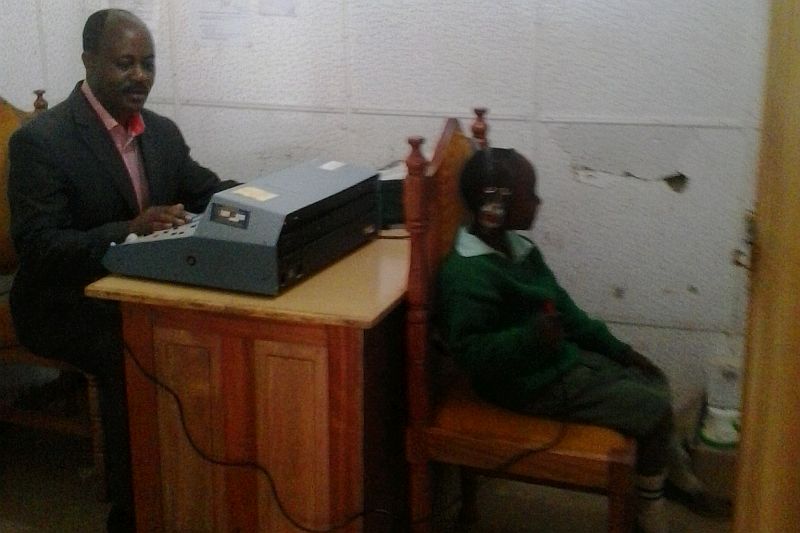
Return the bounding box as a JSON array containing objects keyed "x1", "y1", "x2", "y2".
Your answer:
[
  {"x1": 663, "y1": 479, "x2": 731, "y2": 518},
  {"x1": 106, "y1": 505, "x2": 136, "y2": 533}
]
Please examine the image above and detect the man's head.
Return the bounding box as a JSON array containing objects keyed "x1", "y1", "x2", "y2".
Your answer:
[
  {"x1": 460, "y1": 148, "x2": 541, "y2": 231},
  {"x1": 82, "y1": 9, "x2": 154, "y2": 125}
]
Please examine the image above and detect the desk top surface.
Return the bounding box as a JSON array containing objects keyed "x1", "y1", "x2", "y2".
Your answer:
[{"x1": 86, "y1": 237, "x2": 409, "y2": 329}]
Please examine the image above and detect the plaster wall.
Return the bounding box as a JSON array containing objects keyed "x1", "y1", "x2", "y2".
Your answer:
[{"x1": 0, "y1": 0, "x2": 768, "y2": 407}]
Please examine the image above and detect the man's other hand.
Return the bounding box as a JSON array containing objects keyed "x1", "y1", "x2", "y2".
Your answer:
[{"x1": 128, "y1": 203, "x2": 190, "y2": 235}]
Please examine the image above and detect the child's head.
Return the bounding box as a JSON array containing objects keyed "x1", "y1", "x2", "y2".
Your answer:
[{"x1": 460, "y1": 148, "x2": 541, "y2": 231}]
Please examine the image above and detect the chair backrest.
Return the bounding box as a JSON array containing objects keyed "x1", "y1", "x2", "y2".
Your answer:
[
  {"x1": 403, "y1": 109, "x2": 487, "y2": 427},
  {"x1": 0, "y1": 90, "x2": 47, "y2": 274}
]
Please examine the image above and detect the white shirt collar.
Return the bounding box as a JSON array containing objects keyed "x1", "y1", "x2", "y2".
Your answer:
[{"x1": 454, "y1": 226, "x2": 533, "y2": 262}]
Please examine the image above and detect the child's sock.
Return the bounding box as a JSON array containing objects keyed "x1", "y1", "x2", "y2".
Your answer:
[{"x1": 637, "y1": 472, "x2": 669, "y2": 533}]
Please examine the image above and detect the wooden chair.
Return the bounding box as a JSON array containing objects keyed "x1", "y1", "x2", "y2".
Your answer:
[
  {"x1": 0, "y1": 90, "x2": 107, "y2": 500},
  {"x1": 403, "y1": 109, "x2": 637, "y2": 532}
]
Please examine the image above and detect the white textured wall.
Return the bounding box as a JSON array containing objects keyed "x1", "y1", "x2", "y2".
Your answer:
[{"x1": 1, "y1": 0, "x2": 767, "y2": 408}]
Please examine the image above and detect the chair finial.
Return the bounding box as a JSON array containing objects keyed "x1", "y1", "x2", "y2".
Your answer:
[
  {"x1": 406, "y1": 136, "x2": 426, "y2": 176},
  {"x1": 33, "y1": 89, "x2": 48, "y2": 113},
  {"x1": 472, "y1": 108, "x2": 488, "y2": 149}
]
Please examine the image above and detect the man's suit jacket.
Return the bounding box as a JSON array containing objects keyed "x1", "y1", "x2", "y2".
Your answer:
[{"x1": 7, "y1": 83, "x2": 233, "y2": 356}]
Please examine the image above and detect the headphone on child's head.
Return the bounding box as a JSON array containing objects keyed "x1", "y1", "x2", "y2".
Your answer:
[{"x1": 477, "y1": 147, "x2": 513, "y2": 230}]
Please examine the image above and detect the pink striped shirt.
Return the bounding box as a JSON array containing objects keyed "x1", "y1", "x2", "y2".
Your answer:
[{"x1": 81, "y1": 81, "x2": 149, "y2": 211}]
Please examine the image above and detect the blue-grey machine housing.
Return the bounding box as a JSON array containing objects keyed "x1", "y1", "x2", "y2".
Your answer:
[{"x1": 102, "y1": 160, "x2": 380, "y2": 295}]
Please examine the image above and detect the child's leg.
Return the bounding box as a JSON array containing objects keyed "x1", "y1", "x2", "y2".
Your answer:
[{"x1": 520, "y1": 352, "x2": 674, "y2": 533}]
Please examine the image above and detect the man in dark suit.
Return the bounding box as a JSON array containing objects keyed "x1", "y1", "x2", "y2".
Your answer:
[{"x1": 8, "y1": 8, "x2": 236, "y2": 531}]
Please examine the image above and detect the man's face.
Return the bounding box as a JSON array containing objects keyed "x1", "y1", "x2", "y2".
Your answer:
[{"x1": 83, "y1": 16, "x2": 155, "y2": 124}]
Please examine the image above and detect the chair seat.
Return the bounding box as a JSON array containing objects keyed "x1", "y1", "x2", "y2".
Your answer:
[
  {"x1": 426, "y1": 377, "x2": 636, "y2": 490},
  {"x1": 1, "y1": 299, "x2": 94, "y2": 436}
]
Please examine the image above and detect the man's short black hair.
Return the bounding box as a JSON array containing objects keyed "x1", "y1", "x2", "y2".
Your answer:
[{"x1": 82, "y1": 8, "x2": 136, "y2": 53}]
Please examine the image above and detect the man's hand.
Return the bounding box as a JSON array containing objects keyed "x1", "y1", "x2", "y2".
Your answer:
[{"x1": 128, "y1": 203, "x2": 191, "y2": 235}]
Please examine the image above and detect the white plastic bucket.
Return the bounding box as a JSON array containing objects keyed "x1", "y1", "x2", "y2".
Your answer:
[{"x1": 699, "y1": 406, "x2": 741, "y2": 448}]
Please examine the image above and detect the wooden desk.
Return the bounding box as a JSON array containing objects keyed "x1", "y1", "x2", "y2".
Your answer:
[{"x1": 86, "y1": 238, "x2": 409, "y2": 533}]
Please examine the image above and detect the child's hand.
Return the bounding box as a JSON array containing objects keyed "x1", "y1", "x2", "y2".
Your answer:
[{"x1": 533, "y1": 311, "x2": 564, "y2": 351}]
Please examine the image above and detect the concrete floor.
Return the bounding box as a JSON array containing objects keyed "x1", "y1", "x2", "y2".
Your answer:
[
  {"x1": 0, "y1": 427, "x2": 109, "y2": 532},
  {"x1": 0, "y1": 425, "x2": 732, "y2": 533},
  {"x1": 430, "y1": 468, "x2": 732, "y2": 533}
]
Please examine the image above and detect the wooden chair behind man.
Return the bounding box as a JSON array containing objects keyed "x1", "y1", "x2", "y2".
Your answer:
[
  {"x1": 403, "y1": 109, "x2": 637, "y2": 532},
  {"x1": 0, "y1": 90, "x2": 106, "y2": 500}
]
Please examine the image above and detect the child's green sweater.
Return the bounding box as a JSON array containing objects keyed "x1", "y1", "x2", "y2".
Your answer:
[{"x1": 436, "y1": 228, "x2": 630, "y2": 409}]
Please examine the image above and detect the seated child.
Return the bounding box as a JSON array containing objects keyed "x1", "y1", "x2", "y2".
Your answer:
[{"x1": 435, "y1": 148, "x2": 708, "y2": 533}]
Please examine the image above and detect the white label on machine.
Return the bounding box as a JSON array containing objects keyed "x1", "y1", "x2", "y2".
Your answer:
[
  {"x1": 233, "y1": 186, "x2": 277, "y2": 202},
  {"x1": 320, "y1": 161, "x2": 345, "y2": 171}
]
